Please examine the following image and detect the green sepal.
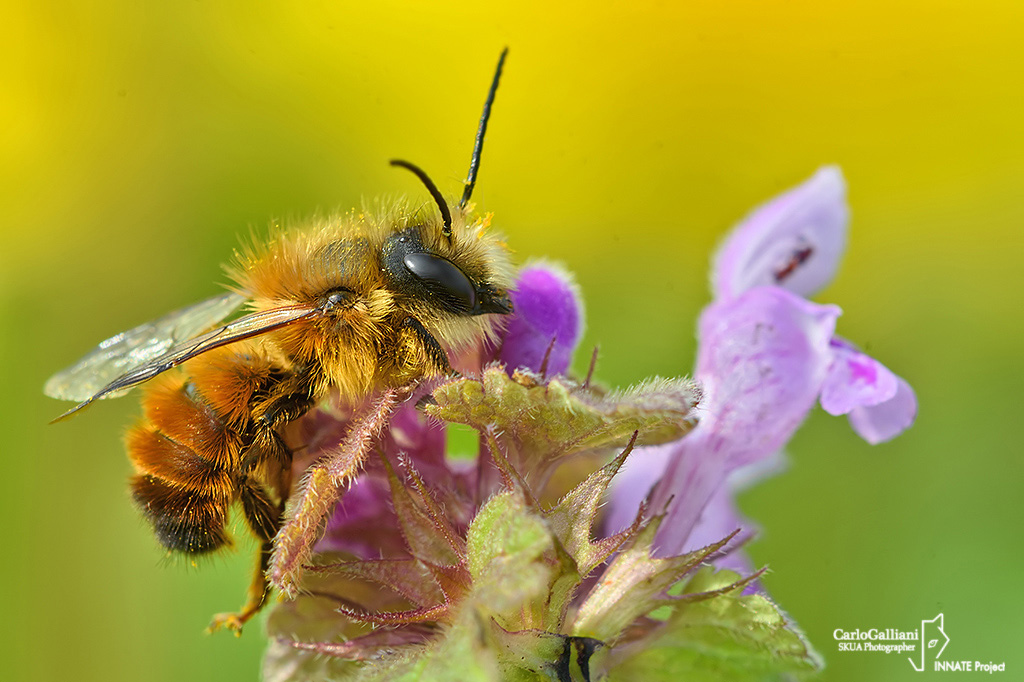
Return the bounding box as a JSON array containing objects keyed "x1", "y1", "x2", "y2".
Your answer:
[
  {"x1": 573, "y1": 518, "x2": 735, "y2": 643},
  {"x1": 544, "y1": 435, "x2": 639, "y2": 576},
  {"x1": 355, "y1": 615, "x2": 501, "y2": 682},
  {"x1": 466, "y1": 489, "x2": 564, "y2": 626},
  {"x1": 304, "y1": 558, "x2": 446, "y2": 608},
  {"x1": 380, "y1": 453, "x2": 464, "y2": 566},
  {"x1": 263, "y1": 552, "x2": 426, "y2": 682}
]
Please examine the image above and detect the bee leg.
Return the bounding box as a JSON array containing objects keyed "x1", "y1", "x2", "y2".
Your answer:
[
  {"x1": 240, "y1": 477, "x2": 281, "y2": 544},
  {"x1": 244, "y1": 391, "x2": 315, "y2": 473},
  {"x1": 240, "y1": 430, "x2": 289, "y2": 474},
  {"x1": 402, "y1": 316, "x2": 455, "y2": 375},
  {"x1": 206, "y1": 481, "x2": 280, "y2": 635},
  {"x1": 257, "y1": 391, "x2": 316, "y2": 429},
  {"x1": 269, "y1": 388, "x2": 403, "y2": 598},
  {"x1": 206, "y1": 540, "x2": 274, "y2": 636}
]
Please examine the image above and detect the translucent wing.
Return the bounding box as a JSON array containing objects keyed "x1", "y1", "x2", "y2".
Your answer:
[
  {"x1": 49, "y1": 299, "x2": 321, "y2": 422},
  {"x1": 45, "y1": 291, "x2": 248, "y2": 402}
]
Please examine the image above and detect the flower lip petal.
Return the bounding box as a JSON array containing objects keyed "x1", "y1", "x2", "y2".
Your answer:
[
  {"x1": 848, "y1": 377, "x2": 918, "y2": 445},
  {"x1": 712, "y1": 166, "x2": 848, "y2": 300},
  {"x1": 819, "y1": 337, "x2": 899, "y2": 416}
]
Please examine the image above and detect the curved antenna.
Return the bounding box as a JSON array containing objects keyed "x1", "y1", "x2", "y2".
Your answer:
[
  {"x1": 460, "y1": 47, "x2": 508, "y2": 209},
  {"x1": 390, "y1": 159, "x2": 453, "y2": 243}
]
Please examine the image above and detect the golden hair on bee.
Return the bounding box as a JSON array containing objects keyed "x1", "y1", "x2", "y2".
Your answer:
[
  {"x1": 44, "y1": 48, "x2": 514, "y2": 634},
  {"x1": 228, "y1": 194, "x2": 514, "y2": 401}
]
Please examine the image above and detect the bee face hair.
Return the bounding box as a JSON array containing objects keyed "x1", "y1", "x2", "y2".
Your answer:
[{"x1": 231, "y1": 197, "x2": 514, "y2": 399}]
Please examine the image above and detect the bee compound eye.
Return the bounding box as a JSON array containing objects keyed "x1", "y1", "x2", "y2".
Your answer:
[{"x1": 402, "y1": 252, "x2": 477, "y2": 312}]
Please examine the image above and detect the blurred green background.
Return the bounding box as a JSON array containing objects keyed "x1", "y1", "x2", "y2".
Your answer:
[{"x1": 3, "y1": 2, "x2": 1022, "y2": 681}]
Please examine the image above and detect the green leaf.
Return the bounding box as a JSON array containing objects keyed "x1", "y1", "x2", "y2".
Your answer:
[
  {"x1": 605, "y1": 570, "x2": 822, "y2": 682},
  {"x1": 427, "y1": 369, "x2": 699, "y2": 485}
]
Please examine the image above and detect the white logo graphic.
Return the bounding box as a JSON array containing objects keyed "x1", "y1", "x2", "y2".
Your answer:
[
  {"x1": 832, "y1": 613, "x2": 1006, "y2": 673},
  {"x1": 909, "y1": 613, "x2": 950, "y2": 672}
]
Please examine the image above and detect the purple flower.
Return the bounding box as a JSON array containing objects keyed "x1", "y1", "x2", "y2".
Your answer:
[
  {"x1": 311, "y1": 398, "x2": 466, "y2": 559},
  {"x1": 607, "y1": 166, "x2": 917, "y2": 556},
  {"x1": 493, "y1": 263, "x2": 583, "y2": 376},
  {"x1": 607, "y1": 287, "x2": 841, "y2": 554},
  {"x1": 712, "y1": 167, "x2": 917, "y2": 442}
]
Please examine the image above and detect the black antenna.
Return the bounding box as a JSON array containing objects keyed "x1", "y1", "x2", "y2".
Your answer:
[
  {"x1": 460, "y1": 47, "x2": 508, "y2": 209},
  {"x1": 390, "y1": 159, "x2": 453, "y2": 243}
]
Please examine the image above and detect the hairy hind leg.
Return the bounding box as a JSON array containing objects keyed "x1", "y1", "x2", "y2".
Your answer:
[
  {"x1": 206, "y1": 540, "x2": 273, "y2": 636},
  {"x1": 207, "y1": 481, "x2": 281, "y2": 635}
]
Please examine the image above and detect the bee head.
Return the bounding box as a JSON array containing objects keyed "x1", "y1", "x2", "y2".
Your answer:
[
  {"x1": 381, "y1": 48, "x2": 513, "y2": 321},
  {"x1": 382, "y1": 220, "x2": 512, "y2": 318}
]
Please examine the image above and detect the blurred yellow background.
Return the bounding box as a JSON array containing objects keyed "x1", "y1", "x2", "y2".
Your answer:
[{"x1": 3, "y1": 2, "x2": 1022, "y2": 681}]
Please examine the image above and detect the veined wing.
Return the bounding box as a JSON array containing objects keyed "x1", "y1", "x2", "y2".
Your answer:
[
  {"x1": 50, "y1": 300, "x2": 321, "y2": 422},
  {"x1": 45, "y1": 291, "x2": 247, "y2": 402}
]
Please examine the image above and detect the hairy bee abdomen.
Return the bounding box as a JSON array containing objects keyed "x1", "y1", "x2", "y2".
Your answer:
[
  {"x1": 126, "y1": 345, "x2": 286, "y2": 554},
  {"x1": 131, "y1": 473, "x2": 231, "y2": 553}
]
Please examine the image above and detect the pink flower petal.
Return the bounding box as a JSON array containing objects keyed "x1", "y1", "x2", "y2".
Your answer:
[
  {"x1": 848, "y1": 377, "x2": 918, "y2": 445},
  {"x1": 693, "y1": 287, "x2": 840, "y2": 470},
  {"x1": 712, "y1": 167, "x2": 848, "y2": 300},
  {"x1": 640, "y1": 287, "x2": 839, "y2": 554},
  {"x1": 646, "y1": 432, "x2": 725, "y2": 556},
  {"x1": 820, "y1": 337, "x2": 899, "y2": 416}
]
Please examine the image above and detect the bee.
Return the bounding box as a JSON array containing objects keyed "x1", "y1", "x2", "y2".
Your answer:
[{"x1": 44, "y1": 50, "x2": 514, "y2": 633}]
